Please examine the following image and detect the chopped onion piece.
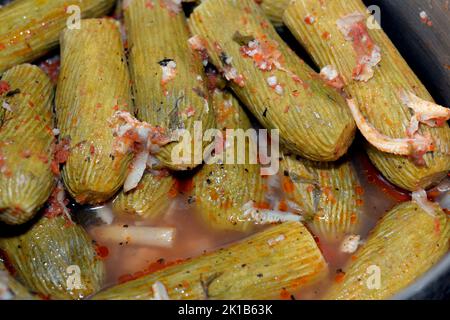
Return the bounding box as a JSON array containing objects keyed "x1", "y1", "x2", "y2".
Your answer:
[
  {"x1": 320, "y1": 65, "x2": 345, "y2": 89},
  {"x1": 320, "y1": 65, "x2": 339, "y2": 81},
  {"x1": 340, "y1": 234, "x2": 361, "y2": 253},
  {"x1": 240, "y1": 37, "x2": 284, "y2": 72},
  {"x1": 337, "y1": 12, "x2": 381, "y2": 81},
  {"x1": 111, "y1": 111, "x2": 173, "y2": 191},
  {"x1": 419, "y1": 11, "x2": 428, "y2": 19},
  {"x1": 267, "y1": 76, "x2": 277, "y2": 86},
  {"x1": 354, "y1": 45, "x2": 381, "y2": 82},
  {"x1": 188, "y1": 35, "x2": 206, "y2": 51},
  {"x1": 112, "y1": 111, "x2": 171, "y2": 152},
  {"x1": 336, "y1": 12, "x2": 366, "y2": 40},
  {"x1": 160, "y1": 60, "x2": 177, "y2": 84}
]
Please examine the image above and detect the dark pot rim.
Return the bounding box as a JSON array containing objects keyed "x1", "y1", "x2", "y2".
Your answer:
[{"x1": 393, "y1": 252, "x2": 450, "y2": 300}]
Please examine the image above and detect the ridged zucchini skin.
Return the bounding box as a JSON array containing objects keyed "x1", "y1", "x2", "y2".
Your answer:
[
  {"x1": 113, "y1": 172, "x2": 175, "y2": 220},
  {"x1": 0, "y1": 261, "x2": 37, "y2": 300},
  {"x1": 283, "y1": 0, "x2": 450, "y2": 191},
  {"x1": 0, "y1": 0, "x2": 116, "y2": 74},
  {"x1": 0, "y1": 215, "x2": 105, "y2": 300},
  {"x1": 193, "y1": 89, "x2": 266, "y2": 232},
  {"x1": 258, "y1": 0, "x2": 291, "y2": 26},
  {"x1": 93, "y1": 222, "x2": 328, "y2": 300},
  {"x1": 56, "y1": 19, "x2": 133, "y2": 204},
  {"x1": 188, "y1": 0, "x2": 356, "y2": 162},
  {"x1": 325, "y1": 201, "x2": 450, "y2": 300},
  {"x1": 280, "y1": 153, "x2": 362, "y2": 241},
  {"x1": 124, "y1": 0, "x2": 215, "y2": 171},
  {"x1": 0, "y1": 64, "x2": 55, "y2": 225}
]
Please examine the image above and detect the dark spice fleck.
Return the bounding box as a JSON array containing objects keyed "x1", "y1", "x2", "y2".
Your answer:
[
  {"x1": 5, "y1": 88, "x2": 20, "y2": 97},
  {"x1": 158, "y1": 58, "x2": 174, "y2": 66},
  {"x1": 336, "y1": 268, "x2": 345, "y2": 274},
  {"x1": 187, "y1": 196, "x2": 196, "y2": 204}
]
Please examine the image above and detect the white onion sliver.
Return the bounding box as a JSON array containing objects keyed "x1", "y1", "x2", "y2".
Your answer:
[
  {"x1": 151, "y1": 281, "x2": 170, "y2": 300},
  {"x1": 412, "y1": 189, "x2": 438, "y2": 217},
  {"x1": 124, "y1": 150, "x2": 149, "y2": 192},
  {"x1": 91, "y1": 225, "x2": 176, "y2": 248},
  {"x1": 320, "y1": 65, "x2": 339, "y2": 81}
]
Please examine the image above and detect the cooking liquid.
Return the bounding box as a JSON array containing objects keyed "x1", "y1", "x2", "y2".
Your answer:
[{"x1": 86, "y1": 150, "x2": 407, "y2": 299}]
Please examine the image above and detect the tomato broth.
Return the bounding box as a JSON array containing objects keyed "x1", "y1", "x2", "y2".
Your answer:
[{"x1": 84, "y1": 150, "x2": 407, "y2": 299}]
